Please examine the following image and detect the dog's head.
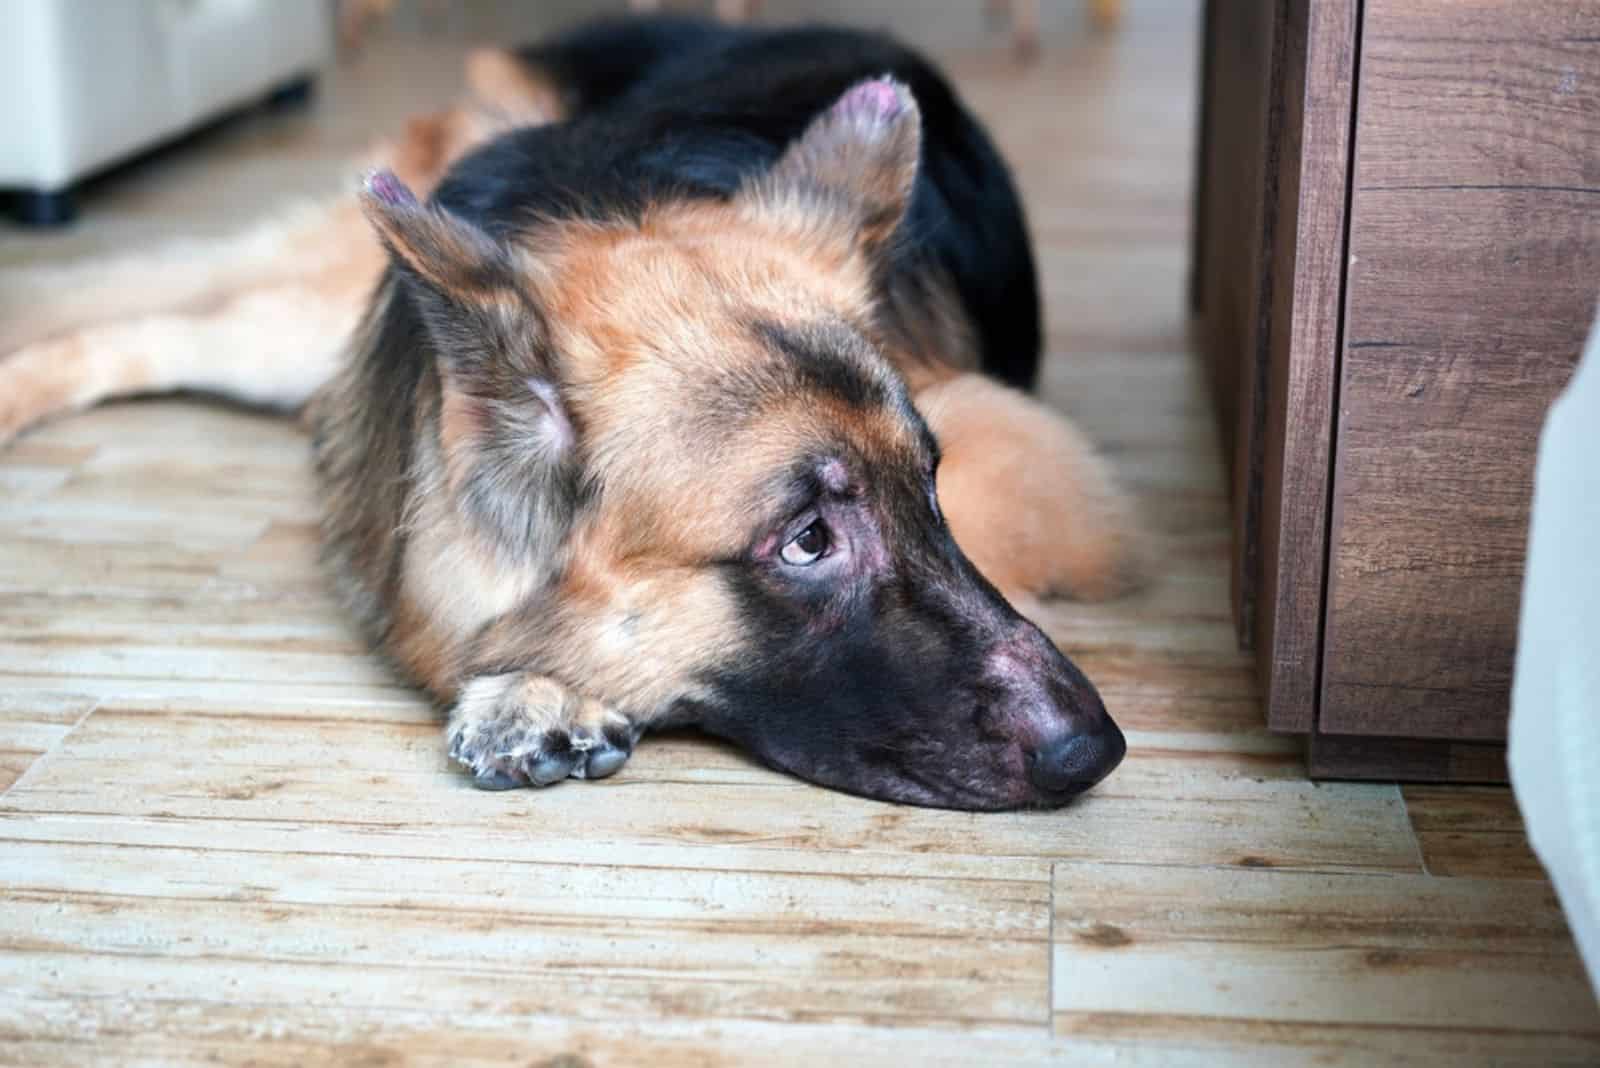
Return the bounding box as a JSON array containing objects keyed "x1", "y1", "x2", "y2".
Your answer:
[{"x1": 360, "y1": 78, "x2": 1124, "y2": 809}]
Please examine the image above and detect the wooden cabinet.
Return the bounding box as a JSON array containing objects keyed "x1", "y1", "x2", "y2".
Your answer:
[{"x1": 1193, "y1": 0, "x2": 1599, "y2": 780}]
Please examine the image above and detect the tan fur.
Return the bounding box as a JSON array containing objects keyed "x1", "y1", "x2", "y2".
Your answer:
[
  {"x1": 464, "y1": 47, "x2": 565, "y2": 126},
  {"x1": 391, "y1": 464, "x2": 549, "y2": 695},
  {"x1": 449, "y1": 673, "x2": 581, "y2": 757},
  {"x1": 528, "y1": 203, "x2": 896, "y2": 551},
  {"x1": 916, "y1": 372, "x2": 1142, "y2": 605},
  {"x1": 473, "y1": 542, "x2": 749, "y2": 717},
  {"x1": 742, "y1": 79, "x2": 919, "y2": 259}
]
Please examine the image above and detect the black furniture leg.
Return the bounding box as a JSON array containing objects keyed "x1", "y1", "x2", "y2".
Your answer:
[
  {"x1": 265, "y1": 75, "x2": 316, "y2": 110},
  {"x1": 8, "y1": 187, "x2": 77, "y2": 227}
]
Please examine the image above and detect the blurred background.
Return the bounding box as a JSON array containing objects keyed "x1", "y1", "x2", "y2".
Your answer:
[{"x1": 0, "y1": 0, "x2": 1178, "y2": 265}]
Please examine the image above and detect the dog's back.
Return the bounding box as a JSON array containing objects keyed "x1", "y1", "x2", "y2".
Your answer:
[{"x1": 468, "y1": 16, "x2": 1041, "y2": 391}]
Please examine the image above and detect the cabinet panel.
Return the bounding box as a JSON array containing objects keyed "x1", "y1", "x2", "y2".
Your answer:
[
  {"x1": 1256, "y1": 0, "x2": 1358, "y2": 732},
  {"x1": 1320, "y1": 0, "x2": 1599, "y2": 739}
]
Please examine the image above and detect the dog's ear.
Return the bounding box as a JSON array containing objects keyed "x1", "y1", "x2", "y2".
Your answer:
[
  {"x1": 359, "y1": 169, "x2": 518, "y2": 306},
  {"x1": 358, "y1": 169, "x2": 552, "y2": 395},
  {"x1": 742, "y1": 77, "x2": 921, "y2": 255},
  {"x1": 360, "y1": 170, "x2": 581, "y2": 558}
]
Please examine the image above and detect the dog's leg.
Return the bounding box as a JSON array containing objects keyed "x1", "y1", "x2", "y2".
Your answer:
[
  {"x1": 0, "y1": 277, "x2": 370, "y2": 445},
  {"x1": 446, "y1": 672, "x2": 640, "y2": 789},
  {"x1": 916, "y1": 372, "x2": 1142, "y2": 605}
]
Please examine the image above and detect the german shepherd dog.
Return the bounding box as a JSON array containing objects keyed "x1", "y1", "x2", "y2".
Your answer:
[{"x1": 0, "y1": 17, "x2": 1139, "y2": 809}]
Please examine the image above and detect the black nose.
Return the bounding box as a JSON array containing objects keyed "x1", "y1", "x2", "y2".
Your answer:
[{"x1": 1027, "y1": 721, "x2": 1126, "y2": 796}]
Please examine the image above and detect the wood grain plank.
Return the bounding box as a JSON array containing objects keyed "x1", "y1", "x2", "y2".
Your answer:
[
  {"x1": 1052, "y1": 862, "x2": 1600, "y2": 1060},
  {"x1": 0, "y1": 756, "x2": 31, "y2": 796},
  {"x1": 0, "y1": 704, "x2": 1423, "y2": 875},
  {"x1": 0, "y1": 811, "x2": 1052, "y2": 886},
  {"x1": 0, "y1": 540, "x2": 226, "y2": 597},
  {"x1": 0, "y1": 1002, "x2": 1241, "y2": 1068},
  {"x1": 0, "y1": 576, "x2": 391, "y2": 695},
  {"x1": 1054, "y1": 1013, "x2": 1600, "y2": 1068},
  {"x1": 0, "y1": 837, "x2": 1046, "y2": 941},
  {"x1": 0, "y1": 766, "x2": 1421, "y2": 881},
  {"x1": 0, "y1": 872, "x2": 1048, "y2": 1030},
  {"x1": 0, "y1": 692, "x2": 95, "y2": 795},
  {"x1": 1403, "y1": 784, "x2": 1546, "y2": 880},
  {"x1": 1321, "y1": 0, "x2": 1600, "y2": 740}
]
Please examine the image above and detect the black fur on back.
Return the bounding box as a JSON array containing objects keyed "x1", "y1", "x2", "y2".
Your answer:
[{"x1": 439, "y1": 15, "x2": 1041, "y2": 390}]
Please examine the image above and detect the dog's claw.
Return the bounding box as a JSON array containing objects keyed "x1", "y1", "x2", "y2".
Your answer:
[
  {"x1": 528, "y1": 753, "x2": 578, "y2": 785},
  {"x1": 473, "y1": 768, "x2": 523, "y2": 791},
  {"x1": 584, "y1": 746, "x2": 629, "y2": 780}
]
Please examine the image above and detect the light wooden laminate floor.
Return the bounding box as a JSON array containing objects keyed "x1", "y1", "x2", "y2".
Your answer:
[{"x1": 1, "y1": 5, "x2": 1596, "y2": 1065}]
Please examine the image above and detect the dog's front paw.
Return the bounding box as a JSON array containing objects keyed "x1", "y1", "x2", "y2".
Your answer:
[{"x1": 446, "y1": 673, "x2": 637, "y2": 790}]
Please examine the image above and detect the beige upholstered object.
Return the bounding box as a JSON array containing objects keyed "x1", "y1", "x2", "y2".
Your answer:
[
  {"x1": 0, "y1": 0, "x2": 329, "y2": 195},
  {"x1": 1511, "y1": 300, "x2": 1600, "y2": 1000}
]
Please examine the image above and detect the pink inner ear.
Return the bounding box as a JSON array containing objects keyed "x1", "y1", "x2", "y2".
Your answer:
[
  {"x1": 365, "y1": 168, "x2": 418, "y2": 208},
  {"x1": 835, "y1": 77, "x2": 907, "y2": 122}
]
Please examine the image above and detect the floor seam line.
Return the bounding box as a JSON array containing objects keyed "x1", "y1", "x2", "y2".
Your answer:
[
  {"x1": 1397, "y1": 785, "x2": 1433, "y2": 875},
  {"x1": 1, "y1": 695, "x2": 104, "y2": 800},
  {"x1": 1047, "y1": 861, "x2": 1058, "y2": 1037}
]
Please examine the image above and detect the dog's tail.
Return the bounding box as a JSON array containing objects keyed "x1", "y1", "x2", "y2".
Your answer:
[
  {"x1": 0, "y1": 76, "x2": 550, "y2": 448},
  {"x1": 0, "y1": 194, "x2": 381, "y2": 446}
]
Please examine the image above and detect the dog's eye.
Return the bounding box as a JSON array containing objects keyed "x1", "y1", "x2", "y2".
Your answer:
[{"x1": 780, "y1": 520, "x2": 831, "y2": 566}]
